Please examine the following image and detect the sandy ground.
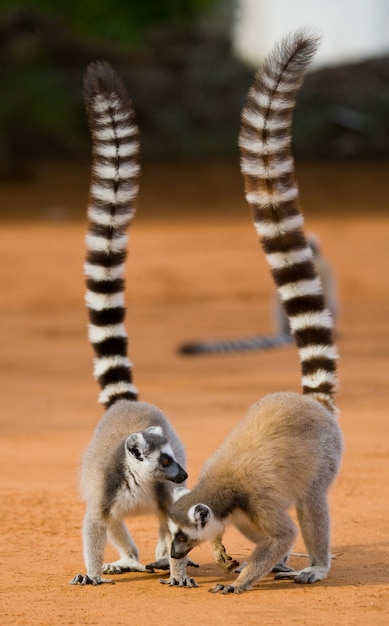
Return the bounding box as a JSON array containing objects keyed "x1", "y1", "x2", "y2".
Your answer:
[{"x1": 0, "y1": 160, "x2": 388, "y2": 625}]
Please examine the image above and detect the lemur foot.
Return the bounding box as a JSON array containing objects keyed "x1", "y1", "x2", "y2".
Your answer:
[
  {"x1": 146, "y1": 558, "x2": 168, "y2": 571},
  {"x1": 216, "y1": 555, "x2": 240, "y2": 574},
  {"x1": 272, "y1": 560, "x2": 295, "y2": 573},
  {"x1": 146, "y1": 557, "x2": 199, "y2": 571},
  {"x1": 69, "y1": 573, "x2": 114, "y2": 586},
  {"x1": 159, "y1": 575, "x2": 199, "y2": 588},
  {"x1": 234, "y1": 561, "x2": 246, "y2": 574},
  {"x1": 102, "y1": 557, "x2": 152, "y2": 574},
  {"x1": 216, "y1": 550, "x2": 240, "y2": 573},
  {"x1": 211, "y1": 538, "x2": 240, "y2": 573},
  {"x1": 209, "y1": 583, "x2": 245, "y2": 595},
  {"x1": 274, "y1": 565, "x2": 327, "y2": 584}
]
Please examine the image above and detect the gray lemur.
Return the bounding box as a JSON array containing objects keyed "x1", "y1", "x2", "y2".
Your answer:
[
  {"x1": 166, "y1": 30, "x2": 343, "y2": 594},
  {"x1": 70, "y1": 61, "x2": 197, "y2": 586}
]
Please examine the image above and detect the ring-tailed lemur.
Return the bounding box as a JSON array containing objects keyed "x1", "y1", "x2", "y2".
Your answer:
[
  {"x1": 166, "y1": 29, "x2": 343, "y2": 594},
  {"x1": 178, "y1": 233, "x2": 337, "y2": 355},
  {"x1": 70, "y1": 60, "x2": 197, "y2": 586}
]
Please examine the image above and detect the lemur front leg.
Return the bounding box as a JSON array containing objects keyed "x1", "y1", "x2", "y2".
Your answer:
[
  {"x1": 70, "y1": 512, "x2": 113, "y2": 585},
  {"x1": 159, "y1": 555, "x2": 199, "y2": 588},
  {"x1": 158, "y1": 522, "x2": 199, "y2": 587}
]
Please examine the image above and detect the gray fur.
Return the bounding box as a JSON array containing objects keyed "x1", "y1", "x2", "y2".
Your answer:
[
  {"x1": 70, "y1": 61, "x2": 194, "y2": 587},
  {"x1": 70, "y1": 400, "x2": 189, "y2": 585}
]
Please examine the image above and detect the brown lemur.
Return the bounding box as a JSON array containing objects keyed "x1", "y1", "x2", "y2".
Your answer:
[
  {"x1": 166, "y1": 29, "x2": 343, "y2": 594},
  {"x1": 70, "y1": 60, "x2": 204, "y2": 586}
]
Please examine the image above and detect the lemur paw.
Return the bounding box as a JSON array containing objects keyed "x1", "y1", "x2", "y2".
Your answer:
[
  {"x1": 234, "y1": 561, "x2": 246, "y2": 574},
  {"x1": 147, "y1": 557, "x2": 199, "y2": 571},
  {"x1": 271, "y1": 552, "x2": 294, "y2": 573},
  {"x1": 146, "y1": 558, "x2": 169, "y2": 571},
  {"x1": 217, "y1": 556, "x2": 240, "y2": 573},
  {"x1": 274, "y1": 565, "x2": 327, "y2": 584},
  {"x1": 159, "y1": 575, "x2": 199, "y2": 588},
  {"x1": 69, "y1": 573, "x2": 114, "y2": 586},
  {"x1": 272, "y1": 561, "x2": 295, "y2": 573},
  {"x1": 209, "y1": 583, "x2": 244, "y2": 594},
  {"x1": 102, "y1": 557, "x2": 152, "y2": 574},
  {"x1": 215, "y1": 550, "x2": 240, "y2": 573},
  {"x1": 212, "y1": 539, "x2": 240, "y2": 573}
]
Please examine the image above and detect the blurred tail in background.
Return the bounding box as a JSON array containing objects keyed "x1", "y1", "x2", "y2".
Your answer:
[{"x1": 178, "y1": 234, "x2": 338, "y2": 356}]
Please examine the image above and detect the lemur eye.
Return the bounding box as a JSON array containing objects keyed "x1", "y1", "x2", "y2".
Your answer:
[{"x1": 160, "y1": 454, "x2": 172, "y2": 467}]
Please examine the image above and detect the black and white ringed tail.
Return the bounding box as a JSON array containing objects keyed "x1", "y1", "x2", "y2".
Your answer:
[
  {"x1": 239, "y1": 30, "x2": 338, "y2": 413},
  {"x1": 83, "y1": 61, "x2": 139, "y2": 408}
]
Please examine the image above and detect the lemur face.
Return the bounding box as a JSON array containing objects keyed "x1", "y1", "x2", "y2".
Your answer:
[
  {"x1": 156, "y1": 445, "x2": 188, "y2": 483},
  {"x1": 125, "y1": 428, "x2": 187, "y2": 484},
  {"x1": 169, "y1": 502, "x2": 223, "y2": 559},
  {"x1": 169, "y1": 525, "x2": 199, "y2": 559}
]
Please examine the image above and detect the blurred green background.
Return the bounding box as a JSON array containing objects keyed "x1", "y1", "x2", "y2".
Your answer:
[{"x1": 1, "y1": 0, "x2": 389, "y2": 178}]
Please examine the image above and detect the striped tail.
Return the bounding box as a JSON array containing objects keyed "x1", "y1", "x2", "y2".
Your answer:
[
  {"x1": 178, "y1": 333, "x2": 292, "y2": 355},
  {"x1": 239, "y1": 30, "x2": 338, "y2": 414},
  {"x1": 83, "y1": 60, "x2": 139, "y2": 408}
]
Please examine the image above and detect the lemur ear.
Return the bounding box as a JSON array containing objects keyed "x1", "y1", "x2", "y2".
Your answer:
[
  {"x1": 145, "y1": 425, "x2": 163, "y2": 437},
  {"x1": 191, "y1": 504, "x2": 210, "y2": 528},
  {"x1": 172, "y1": 486, "x2": 190, "y2": 502},
  {"x1": 125, "y1": 432, "x2": 147, "y2": 461}
]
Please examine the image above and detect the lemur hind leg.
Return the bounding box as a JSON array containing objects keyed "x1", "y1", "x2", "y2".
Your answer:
[
  {"x1": 146, "y1": 518, "x2": 172, "y2": 570},
  {"x1": 102, "y1": 517, "x2": 150, "y2": 574},
  {"x1": 211, "y1": 513, "x2": 297, "y2": 594},
  {"x1": 275, "y1": 490, "x2": 331, "y2": 584},
  {"x1": 231, "y1": 515, "x2": 291, "y2": 575},
  {"x1": 211, "y1": 537, "x2": 240, "y2": 573}
]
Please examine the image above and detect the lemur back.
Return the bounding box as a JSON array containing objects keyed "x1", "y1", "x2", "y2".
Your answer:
[
  {"x1": 167, "y1": 30, "x2": 343, "y2": 594},
  {"x1": 70, "y1": 61, "x2": 194, "y2": 587}
]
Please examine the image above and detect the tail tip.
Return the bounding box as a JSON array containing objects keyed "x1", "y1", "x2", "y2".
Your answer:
[{"x1": 83, "y1": 59, "x2": 129, "y2": 109}]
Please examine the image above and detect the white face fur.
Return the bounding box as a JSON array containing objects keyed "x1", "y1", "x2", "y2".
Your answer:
[
  {"x1": 124, "y1": 430, "x2": 187, "y2": 484},
  {"x1": 168, "y1": 497, "x2": 225, "y2": 559}
]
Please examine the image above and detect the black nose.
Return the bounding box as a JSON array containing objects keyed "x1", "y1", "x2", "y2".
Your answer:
[{"x1": 174, "y1": 466, "x2": 188, "y2": 483}]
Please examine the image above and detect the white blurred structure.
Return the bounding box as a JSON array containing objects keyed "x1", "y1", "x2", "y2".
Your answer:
[{"x1": 234, "y1": 0, "x2": 389, "y2": 68}]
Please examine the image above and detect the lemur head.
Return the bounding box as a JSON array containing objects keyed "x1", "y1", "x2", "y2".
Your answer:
[
  {"x1": 168, "y1": 489, "x2": 224, "y2": 559},
  {"x1": 125, "y1": 426, "x2": 187, "y2": 484}
]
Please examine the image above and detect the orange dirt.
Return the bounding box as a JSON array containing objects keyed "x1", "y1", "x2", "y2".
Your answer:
[{"x1": 0, "y1": 160, "x2": 388, "y2": 625}]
